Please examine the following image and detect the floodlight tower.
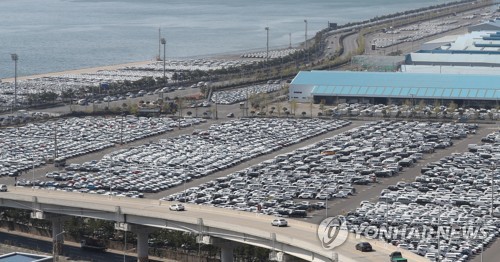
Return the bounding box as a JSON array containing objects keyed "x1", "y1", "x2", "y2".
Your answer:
[{"x1": 11, "y1": 53, "x2": 18, "y2": 112}]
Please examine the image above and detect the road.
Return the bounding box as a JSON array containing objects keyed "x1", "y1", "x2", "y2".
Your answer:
[{"x1": 0, "y1": 187, "x2": 428, "y2": 262}]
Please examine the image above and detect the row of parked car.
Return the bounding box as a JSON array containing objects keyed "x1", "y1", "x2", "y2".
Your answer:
[
  {"x1": 328, "y1": 103, "x2": 500, "y2": 120},
  {"x1": 211, "y1": 83, "x2": 282, "y2": 105},
  {"x1": 163, "y1": 121, "x2": 476, "y2": 219},
  {"x1": 0, "y1": 116, "x2": 205, "y2": 177},
  {"x1": 344, "y1": 131, "x2": 500, "y2": 262},
  {"x1": 22, "y1": 119, "x2": 350, "y2": 195}
]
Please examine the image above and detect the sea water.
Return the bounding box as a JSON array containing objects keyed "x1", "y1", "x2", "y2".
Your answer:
[{"x1": 0, "y1": 0, "x2": 457, "y2": 78}]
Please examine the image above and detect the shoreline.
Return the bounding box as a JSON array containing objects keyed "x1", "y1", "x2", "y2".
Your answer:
[
  {"x1": 0, "y1": 50, "x2": 260, "y2": 83},
  {"x1": 1, "y1": 60, "x2": 154, "y2": 83}
]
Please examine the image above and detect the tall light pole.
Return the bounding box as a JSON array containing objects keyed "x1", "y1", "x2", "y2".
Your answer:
[
  {"x1": 304, "y1": 20, "x2": 308, "y2": 63},
  {"x1": 265, "y1": 27, "x2": 270, "y2": 61},
  {"x1": 491, "y1": 163, "x2": 496, "y2": 216},
  {"x1": 161, "y1": 38, "x2": 166, "y2": 86},
  {"x1": 54, "y1": 123, "x2": 58, "y2": 160},
  {"x1": 437, "y1": 205, "x2": 441, "y2": 262},
  {"x1": 53, "y1": 230, "x2": 66, "y2": 262},
  {"x1": 120, "y1": 112, "x2": 125, "y2": 145},
  {"x1": 11, "y1": 54, "x2": 18, "y2": 112},
  {"x1": 325, "y1": 195, "x2": 328, "y2": 218}
]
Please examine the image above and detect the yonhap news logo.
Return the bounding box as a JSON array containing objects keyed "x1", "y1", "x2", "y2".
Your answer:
[
  {"x1": 317, "y1": 216, "x2": 490, "y2": 251},
  {"x1": 317, "y1": 216, "x2": 349, "y2": 250}
]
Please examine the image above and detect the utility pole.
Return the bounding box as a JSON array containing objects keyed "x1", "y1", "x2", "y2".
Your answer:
[
  {"x1": 120, "y1": 113, "x2": 124, "y2": 145},
  {"x1": 161, "y1": 38, "x2": 166, "y2": 85},
  {"x1": 265, "y1": 27, "x2": 270, "y2": 62},
  {"x1": 304, "y1": 19, "x2": 308, "y2": 63},
  {"x1": 214, "y1": 92, "x2": 218, "y2": 120},
  {"x1": 437, "y1": 205, "x2": 441, "y2": 262},
  {"x1": 54, "y1": 123, "x2": 58, "y2": 160},
  {"x1": 11, "y1": 54, "x2": 18, "y2": 113},
  {"x1": 491, "y1": 163, "x2": 496, "y2": 216}
]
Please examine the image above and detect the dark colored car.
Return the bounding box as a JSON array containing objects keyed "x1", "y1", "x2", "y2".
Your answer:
[{"x1": 355, "y1": 242, "x2": 372, "y2": 252}]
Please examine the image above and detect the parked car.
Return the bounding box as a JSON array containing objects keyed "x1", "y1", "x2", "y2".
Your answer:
[{"x1": 0, "y1": 184, "x2": 7, "y2": 192}]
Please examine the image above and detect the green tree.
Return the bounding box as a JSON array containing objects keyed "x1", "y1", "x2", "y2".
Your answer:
[
  {"x1": 319, "y1": 99, "x2": 326, "y2": 114},
  {"x1": 447, "y1": 101, "x2": 458, "y2": 114}
]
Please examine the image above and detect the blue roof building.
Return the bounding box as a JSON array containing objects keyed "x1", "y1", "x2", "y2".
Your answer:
[{"x1": 289, "y1": 71, "x2": 500, "y2": 106}]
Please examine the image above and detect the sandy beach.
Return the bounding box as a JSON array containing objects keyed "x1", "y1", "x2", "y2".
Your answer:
[{"x1": 1, "y1": 60, "x2": 154, "y2": 83}]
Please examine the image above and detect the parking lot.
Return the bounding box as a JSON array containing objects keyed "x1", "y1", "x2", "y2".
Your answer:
[
  {"x1": 164, "y1": 121, "x2": 477, "y2": 216},
  {"x1": 0, "y1": 114, "x2": 498, "y2": 261},
  {"x1": 341, "y1": 130, "x2": 500, "y2": 261},
  {"x1": 325, "y1": 103, "x2": 500, "y2": 121},
  {"x1": 0, "y1": 116, "x2": 206, "y2": 177},
  {"x1": 211, "y1": 82, "x2": 283, "y2": 105},
  {"x1": 13, "y1": 118, "x2": 349, "y2": 197}
]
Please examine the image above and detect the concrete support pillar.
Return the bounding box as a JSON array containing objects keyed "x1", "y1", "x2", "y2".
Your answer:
[
  {"x1": 122, "y1": 224, "x2": 155, "y2": 262},
  {"x1": 197, "y1": 236, "x2": 236, "y2": 262},
  {"x1": 220, "y1": 244, "x2": 234, "y2": 262},
  {"x1": 136, "y1": 229, "x2": 149, "y2": 262}
]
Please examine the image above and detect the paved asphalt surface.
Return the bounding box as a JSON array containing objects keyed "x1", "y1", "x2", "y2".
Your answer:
[{"x1": 1, "y1": 187, "x2": 430, "y2": 262}]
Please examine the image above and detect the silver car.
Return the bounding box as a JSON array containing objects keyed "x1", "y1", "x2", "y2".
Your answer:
[{"x1": 271, "y1": 218, "x2": 288, "y2": 227}]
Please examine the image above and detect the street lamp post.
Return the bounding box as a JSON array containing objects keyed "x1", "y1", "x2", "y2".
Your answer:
[
  {"x1": 161, "y1": 38, "x2": 166, "y2": 86},
  {"x1": 32, "y1": 154, "x2": 35, "y2": 190},
  {"x1": 437, "y1": 205, "x2": 441, "y2": 262},
  {"x1": 120, "y1": 116, "x2": 123, "y2": 145},
  {"x1": 53, "y1": 230, "x2": 66, "y2": 262},
  {"x1": 325, "y1": 195, "x2": 328, "y2": 218},
  {"x1": 54, "y1": 123, "x2": 58, "y2": 160},
  {"x1": 11, "y1": 54, "x2": 18, "y2": 112},
  {"x1": 183, "y1": 177, "x2": 187, "y2": 201},
  {"x1": 491, "y1": 163, "x2": 496, "y2": 216},
  {"x1": 265, "y1": 27, "x2": 270, "y2": 61},
  {"x1": 304, "y1": 20, "x2": 308, "y2": 63}
]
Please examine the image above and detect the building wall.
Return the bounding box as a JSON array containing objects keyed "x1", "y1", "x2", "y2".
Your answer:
[{"x1": 289, "y1": 84, "x2": 314, "y2": 103}]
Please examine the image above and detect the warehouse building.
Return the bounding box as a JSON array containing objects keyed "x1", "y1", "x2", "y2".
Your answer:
[
  {"x1": 403, "y1": 31, "x2": 500, "y2": 74},
  {"x1": 289, "y1": 71, "x2": 500, "y2": 107},
  {"x1": 468, "y1": 17, "x2": 500, "y2": 32}
]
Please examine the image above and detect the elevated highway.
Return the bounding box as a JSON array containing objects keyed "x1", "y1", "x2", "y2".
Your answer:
[{"x1": 0, "y1": 187, "x2": 426, "y2": 262}]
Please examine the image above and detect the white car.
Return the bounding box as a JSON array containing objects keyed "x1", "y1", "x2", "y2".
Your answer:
[
  {"x1": 169, "y1": 204, "x2": 185, "y2": 211},
  {"x1": 271, "y1": 218, "x2": 288, "y2": 227},
  {"x1": 0, "y1": 184, "x2": 7, "y2": 192}
]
